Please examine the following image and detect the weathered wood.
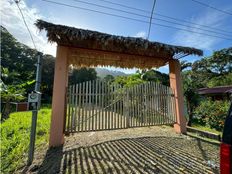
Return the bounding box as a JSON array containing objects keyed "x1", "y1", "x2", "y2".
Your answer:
[
  {"x1": 66, "y1": 80, "x2": 177, "y2": 133},
  {"x1": 78, "y1": 83, "x2": 81, "y2": 132}
]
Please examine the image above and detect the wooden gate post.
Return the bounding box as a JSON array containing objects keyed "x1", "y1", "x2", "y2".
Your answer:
[
  {"x1": 49, "y1": 46, "x2": 69, "y2": 147},
  {"x1": 169, "y1": 59, "x2": 187, "y2": 134}
]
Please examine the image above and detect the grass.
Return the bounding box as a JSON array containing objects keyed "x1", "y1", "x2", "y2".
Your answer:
[
  {"x1": 0, "y1": 106, "x2": 51, "y2": 173},
  {"x1": 191, "y1": 124, "x2": 222, "y2": 135}
]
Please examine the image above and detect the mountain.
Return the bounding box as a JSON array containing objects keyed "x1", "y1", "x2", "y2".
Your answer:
[{"x1": 95, "y1": 68, "x2": 128, "y2": 78}]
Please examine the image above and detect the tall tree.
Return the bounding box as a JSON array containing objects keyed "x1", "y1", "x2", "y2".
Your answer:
[{"x1": 69, "y1": 67, "x2": 97, "y2": 85}]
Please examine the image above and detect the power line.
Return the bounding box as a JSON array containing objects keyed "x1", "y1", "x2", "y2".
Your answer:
[
  {"x1": 68, "y1": 0, "x2": 231, "y2": 37},
  {"x1": 97, "y1": 0, "x2": 232, "y2": 34},
  {"x1": 41, "y1": 0, "x2": 232, "y2": 41},
  {"x1": 147, "y1": 0, "x2": 157, "y2": 39},
  {"x1": 189, "y1": 0, "x2": 232, "y2": 16},
  {"x1": 15, "y1": 0, "x2": 37, "y2": 49}
]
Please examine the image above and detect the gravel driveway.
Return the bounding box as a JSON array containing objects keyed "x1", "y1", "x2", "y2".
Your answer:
[{"x1": 25, "y1": 126, "x2": 220, "y2": 174}]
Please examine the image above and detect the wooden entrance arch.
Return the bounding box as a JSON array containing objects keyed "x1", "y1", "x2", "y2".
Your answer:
[{"x1": 36, "y1": 20, "x2": 203, "y2": 147}]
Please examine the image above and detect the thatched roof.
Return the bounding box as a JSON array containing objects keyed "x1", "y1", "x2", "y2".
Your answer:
[{"x1": 35, "y1": 20, "x2": 203, "y2": 68}]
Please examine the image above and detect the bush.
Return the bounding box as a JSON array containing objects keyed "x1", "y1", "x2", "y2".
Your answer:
[{"x1": 194, "y1": 99, "x2": 230, "y2": 131}]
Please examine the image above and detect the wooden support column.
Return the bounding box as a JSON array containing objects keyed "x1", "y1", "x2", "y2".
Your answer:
[
  {"x1": 169, "y1": 59, "x2": 187, "y2": 133},
  {"x1": 49, "y1": 46, "x2": 69, "y2": 147}
]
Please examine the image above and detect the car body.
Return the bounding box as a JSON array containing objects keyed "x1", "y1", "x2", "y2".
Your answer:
[{"x1": 220, "y1": 102, "x2": 232, "y2": 174}]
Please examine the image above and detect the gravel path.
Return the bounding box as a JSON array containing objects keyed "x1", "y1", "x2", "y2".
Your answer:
[{"x1": 24, "y1": 126, "x2": 220, "y2": 174}]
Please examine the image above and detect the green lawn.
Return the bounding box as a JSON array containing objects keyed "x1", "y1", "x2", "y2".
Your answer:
[
  {"x1": 0, "y1": 107, "x2": 51, "y2": 173},
  {"x1": 191, "y1": 124, "x2": 222, "y2": 136}
]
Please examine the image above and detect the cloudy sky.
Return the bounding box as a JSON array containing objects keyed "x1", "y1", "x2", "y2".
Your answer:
[{"x1": 1, "y1": 0, "x2": 232, "y2": 74}]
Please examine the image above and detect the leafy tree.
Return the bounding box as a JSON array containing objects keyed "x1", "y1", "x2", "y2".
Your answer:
[
  {"x1": 1, "y1": 26, "x2": 38, "y2": 85},
  {"x1": 113, "y1": 73, "x2": 144, "y2": 87},
  {"x1": 194, "y1": 100, "x2": 230, "y2": 131},
  {"x1": 182, "y1": 70, "x2": 200, "y2": 126},
  {"x1": 103, "y1": 74, "x2": 115, "y2": 83},
  {"x1": 141, "y1": 69, "x2": 169, "y2": 86},
  {"x1": 206, "y1": 73, "x2": 232, "y2": 88},
  {"x1": 191, "y1": 47, "x2": 232, "y2": 87},
  {"x1": 69, "y1": 67, "x2": 97, "y2": 85},
  {"x1": 40, "y1": 55, "x2": 55, "y2": 102}
]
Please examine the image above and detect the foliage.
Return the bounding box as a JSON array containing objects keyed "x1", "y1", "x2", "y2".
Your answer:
[
  {"x1": 1, "y1": 27, "x2": 99, "y2": 103},
  {"x1": 1, "y1": 85, "x2": 26, "y2": 121},
  {"x1": 194, "y1": 100, "x2": 230, "y2": 131},
  {"x1": 206, "y1": 73, "x2": 232, "y2": 87},
  {"x1": 191, "y1": 47, "x2": 232, "y2": 87},
  {"x1": 114, "y1": 73, "x2": 144, "y2": 87},
  {"x1": 103, "y1": 74, "x2": 115, "y2": 83},
  {"x1": 181, "y1": 47, "x2": 232, "y2": 126},
  {"x1": 182, "y1": 70, "x2": 200, "y2": 126},
  {"x1": 0, "y1": 107, "x2": 51, "y2": 173},
  {"x1": 69, "y1": 67, "x2": 97, "y2": 85},
  {"x1": 137, "y1": 69, "x2": 169, "y2": 86}
]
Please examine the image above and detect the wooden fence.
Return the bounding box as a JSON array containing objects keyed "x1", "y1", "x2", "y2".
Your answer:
[{"x1": 65, "y1": 80, "x2": 176, "y2": 133}]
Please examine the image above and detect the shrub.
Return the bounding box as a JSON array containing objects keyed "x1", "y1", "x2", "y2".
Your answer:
[{"x1": 194, "y1": 99, "x2": 230, "y2": 131}]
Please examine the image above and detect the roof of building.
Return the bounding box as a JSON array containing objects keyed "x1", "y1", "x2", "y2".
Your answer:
[
  {"x1": 35, "y1": 20, "x2": 203, "y2": 68},
  {"x1": 198, "y1": 86, "x2": 232, "y2": 95}
]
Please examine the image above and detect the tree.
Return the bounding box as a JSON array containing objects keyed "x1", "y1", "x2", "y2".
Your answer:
[
  {"x1": 40, "y1": 55, "x2": 55, "y2": 102},
  {"x1": 181, "y1": 47, "x2": 232, "y2": 126},
  {"x1": 191, "y1": 47, "x2": 232, "y2": 87},
  {"x1": 182, "y1": 70, "x2": 199, "y2": 126},
  {"x1": 103, "y1": 74, "x2": 115, "y2": 83},
  {"x1": 69, "y1": 67, "x2": 97, "y2": 85}
]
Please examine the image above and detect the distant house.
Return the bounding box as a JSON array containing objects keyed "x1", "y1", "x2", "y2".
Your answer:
[{"x1": 198, "y1": 86, "x2": 232, "y2": 101}]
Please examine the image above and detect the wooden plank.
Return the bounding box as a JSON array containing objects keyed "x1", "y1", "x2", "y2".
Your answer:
[
  {"x1": 93, "y1": 80, "x2": 99, "y2": 130},
  {"x1": 131, "y1": 86, "x2": 134, "y2": 127},
  {"x1": 88, "y1": 80, "x2": 92, "y2": 131},
  {"x1": 113, "y1": 84, "x2": 116, "y2": 129},
  {"x1": 78, "y1": 83, "x2": 81, "y2": 132},
  {"x1": 74, "y1": 84, "x2": 78, "y2": 132},
  {"x1": 66, "y1": 86, "x2": 71, "y2": 132},
  {"x1": 110, "y1": 83, "x2": 113, "y2": 129},
  {"x1": 116, "y1": 84, "x2": 120, "y2": 128},
  {"x1": 85, "y1": 81, "x2": 89, "y2": 131},
  {"x1": 157, "y1": 83, "x2": 160, "y2": 125},
  {"x1": 120, "y1": 85, "x2": 123, "y2": 128},
  {"x1": 101, "y1": 81, "x2": 105, "y2": 129},
  {"x1": 70, "y1": 85, "x2": 75, "y2": 132},
  {"x1": 136, "y1": 85, "x2": 140, "y2": 126},
  {"x1": 81, "y1": 82, "x2": 85, "y2": 132}
]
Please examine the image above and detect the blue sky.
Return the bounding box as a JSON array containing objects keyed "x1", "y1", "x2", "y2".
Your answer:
[{"x1": 1, "y1": 0, "x2": 232, "y2": 74}]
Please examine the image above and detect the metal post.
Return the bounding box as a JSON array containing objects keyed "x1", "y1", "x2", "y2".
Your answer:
[{"x1": 28, "y1": 53, "x2": 42, "y2": 165}]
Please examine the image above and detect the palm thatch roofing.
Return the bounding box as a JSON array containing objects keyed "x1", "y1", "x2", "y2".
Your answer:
[{"x1": 35, "y1": 20, "x2": 203, "y2": 69}]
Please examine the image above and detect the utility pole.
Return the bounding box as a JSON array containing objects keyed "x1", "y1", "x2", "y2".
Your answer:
[{"x1": 28, "y1": 53, "x2": 42, "y2": 165}]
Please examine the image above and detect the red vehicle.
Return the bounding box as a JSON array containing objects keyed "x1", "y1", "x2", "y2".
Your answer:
[{"x1": 220, "y1": 102, "x2": 232, "y2": 174}]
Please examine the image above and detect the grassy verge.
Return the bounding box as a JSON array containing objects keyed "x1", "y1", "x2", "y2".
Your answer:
[
  {"x1": 191, "y1": 124, "x2": 222, "y2": 135},
  {"x1": 0, "y1": 107, "x2": 51, "y2": 173}
]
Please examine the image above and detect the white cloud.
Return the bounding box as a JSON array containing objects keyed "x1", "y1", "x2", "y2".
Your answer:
[
  {"x1": 0, "y1": 0, "x2": 56, "y2": 56},
  {"x1": 134, "y1": 31, "x2": 147, "y2": 39},
  {"x1": 173, "y1": 10, "x2": 231, "y2": 51}
]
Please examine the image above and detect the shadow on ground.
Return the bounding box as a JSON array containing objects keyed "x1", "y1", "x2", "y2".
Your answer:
[{"x1": 35, "y1": 136, "x2": 219, "y2": 174}]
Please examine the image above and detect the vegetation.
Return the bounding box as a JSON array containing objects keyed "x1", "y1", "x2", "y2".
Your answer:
[
  {"x1": 193, "y1": 100, "x2": 230, "y2": 131},
  {"x1": 0, "y1": 25, "x2": 231, "y2": 173},
  {"x1": 181, "y1": 47, "x2": 232, "y2": 128},
  {"x1": 1, "y1": 26, "x2": 98, "y2": 104},
  {"x1": 0, "y1": 107, "x2": 51, "y2": 173}
]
